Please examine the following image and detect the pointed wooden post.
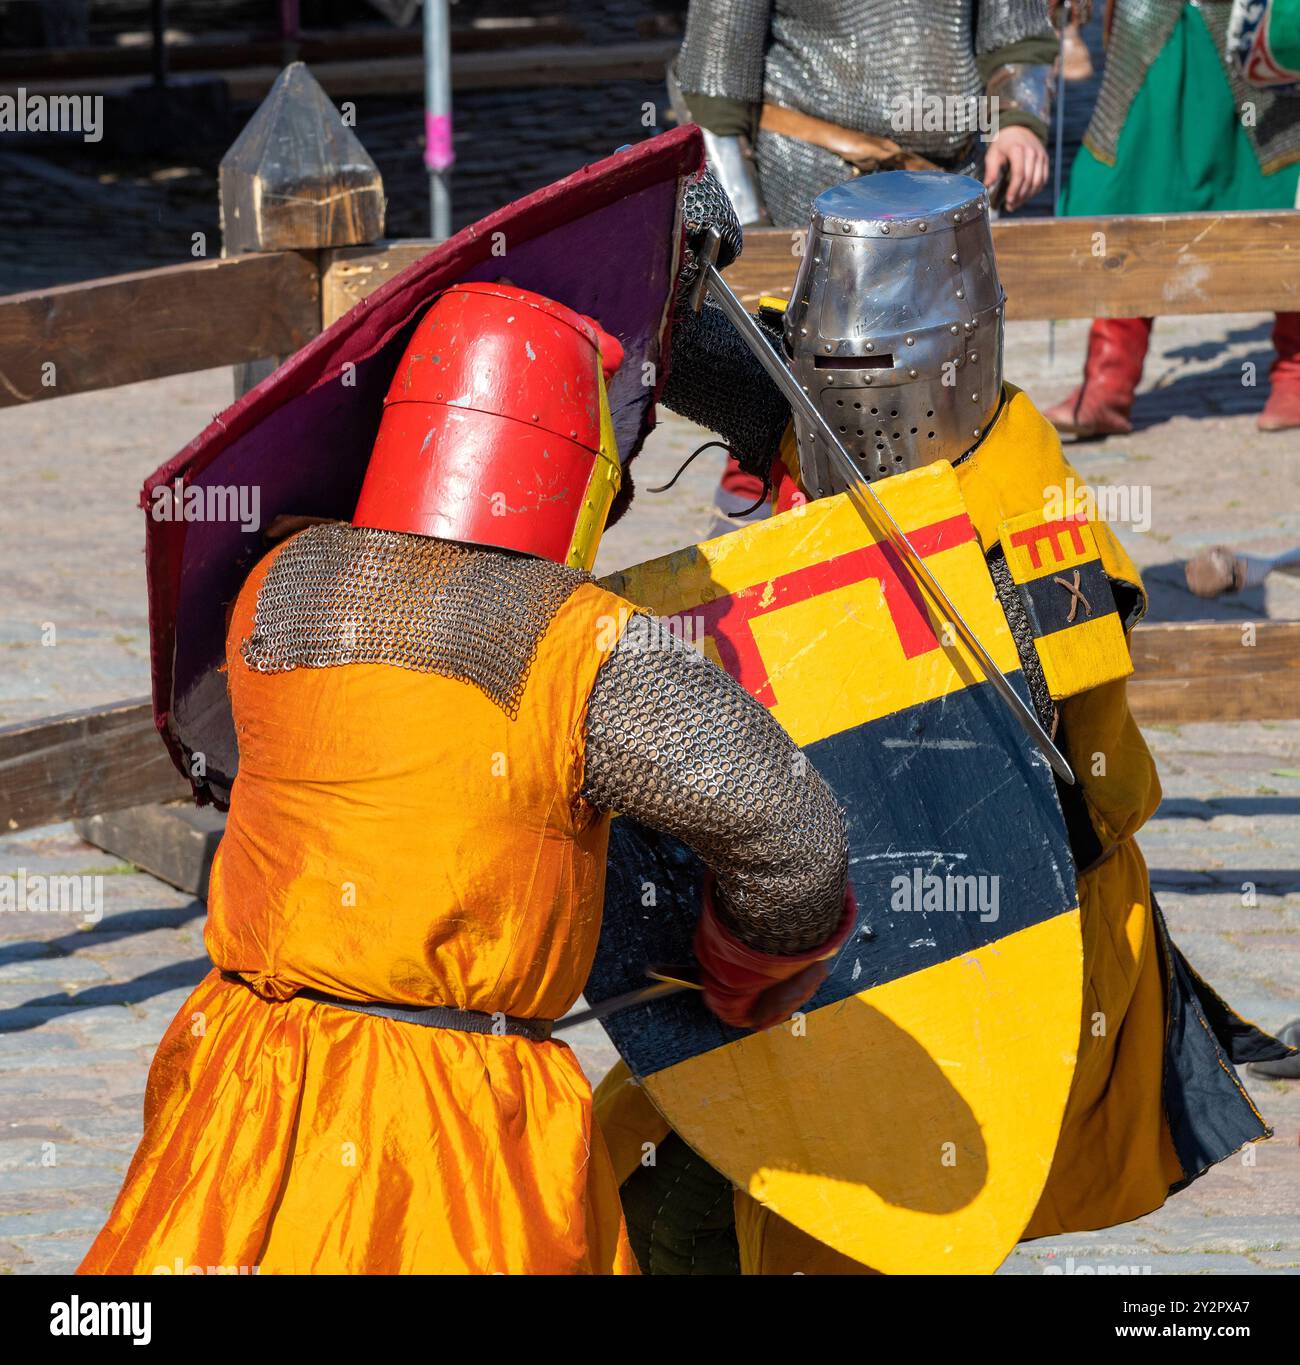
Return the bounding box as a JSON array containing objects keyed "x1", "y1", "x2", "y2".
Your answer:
[
  {"x1": 220, "y1": 61, "x2": 385, "y2": 395},
  {"x1": 73, "y1": 64, "x2": 387, "y2": 886}
]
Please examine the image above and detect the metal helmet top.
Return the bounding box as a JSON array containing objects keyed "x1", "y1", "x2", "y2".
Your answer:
[{"x1": 784, "y1": 170, "x2": 1006, "y2": 496}]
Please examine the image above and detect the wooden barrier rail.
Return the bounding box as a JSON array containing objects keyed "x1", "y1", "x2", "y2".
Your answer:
[
  {"x1": 0, "y1": 252, "x2": 319, "y2": 408},
  {"x1": 323, "y1": 210, "x2": 1300, "y2": 323},
  {"x1": 4, "y1": 212, "x2": 1298, "y2": 409}
]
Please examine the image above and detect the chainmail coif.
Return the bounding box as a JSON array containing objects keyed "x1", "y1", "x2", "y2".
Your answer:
[{"x1": 242, "y1": 523, "x2": 590, "y2": 719}]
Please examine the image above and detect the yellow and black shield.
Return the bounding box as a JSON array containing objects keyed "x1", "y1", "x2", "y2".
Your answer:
[{"x1": 587, "y1": 460, "x2": 1083, "y2": 1273}]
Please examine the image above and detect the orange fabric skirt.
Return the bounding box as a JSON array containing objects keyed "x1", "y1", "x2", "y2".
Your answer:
[{"x1": 79, "y1": 971, "x2": 637, "y2": 1274}]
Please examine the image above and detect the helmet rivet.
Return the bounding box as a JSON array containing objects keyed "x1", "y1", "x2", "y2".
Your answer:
[
  {"x1": 881, "y1": 224, "x2": 890, "y2": 234},
  {"x1": 973, "y1": 427, "x2": 981, "y2": 437},
  {"x1": 950, "y1": 325, "x2": 959, "y2": 335},
  {"x1": 800, "y1": 327, "x2": 808, "y2": 336},
  {"x1": 909, "y1": 368, "x2": 918, "y2": 378},
  {"x1": 865, "y1": 341, "x2": 874, "y2": 352},
  {"x1": 971, "y1": 392, "x2": 979, "y2": 402},
  {"x1": 956, "y1": 289, "x2": 965, "y2": 299},
  {"x1": 969, "y1": 351, "x2": 978, "y2": 362},
  {"x1": 950, "y1": 253, "x2": 958, "y2": 263},
  {"x1": 532, "y1": 414, "x2": 540, "y2": 422},
  {"x1": 824, "y1": 343, "x2": 834, "y2": 352},
  {"x1": 953, "y1": 212, "x2": 962, "y2": 222},
  {"x1": 918, "y1": 222, "x2": 927, "y2": 233},
  {"x1": 864, "y1": 375, "x2": 874, "y2": 385},
  {"x1": 905, "y1": 336, "x2": 915, "y2": 346}
]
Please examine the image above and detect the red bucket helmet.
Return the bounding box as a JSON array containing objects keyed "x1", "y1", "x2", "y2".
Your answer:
[{"x1": 353, "y1": 281, "x2": 625, "y2": 569}]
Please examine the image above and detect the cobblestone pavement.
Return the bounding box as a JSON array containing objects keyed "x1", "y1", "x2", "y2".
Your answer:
[{"x1": 2, "y1": 302, "x2": 1297, "y2": 1274}]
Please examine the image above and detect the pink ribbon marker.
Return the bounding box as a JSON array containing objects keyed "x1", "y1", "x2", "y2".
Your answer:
[{"x1": 425, "y1": 113, "x2": 454, "y2": 172}]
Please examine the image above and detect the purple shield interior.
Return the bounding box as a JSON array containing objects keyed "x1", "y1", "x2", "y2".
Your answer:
[{"x1": 142, "y1": 127, "x2": 703, "y2": 805}]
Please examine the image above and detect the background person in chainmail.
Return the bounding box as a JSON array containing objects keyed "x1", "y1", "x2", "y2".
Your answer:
[
  {"x1": 80, "y1": 280, "x2": 852, "y2": 1276},
  {"x1": 1043, "y1": 0, "x2": 1300, "y2": 437},
  {"x1": 667, "y1": 0, "x2": 1059, "y2": 522}
]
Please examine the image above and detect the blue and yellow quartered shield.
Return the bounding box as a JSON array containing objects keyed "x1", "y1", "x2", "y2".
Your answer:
[{"x1": 589, "y1": 460, "x2": 1084, "y2": 1274}]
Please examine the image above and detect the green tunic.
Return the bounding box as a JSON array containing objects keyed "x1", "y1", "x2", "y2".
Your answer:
[{"x1": 1062, "y1": 3, "x2": 1300, "y2": 216}]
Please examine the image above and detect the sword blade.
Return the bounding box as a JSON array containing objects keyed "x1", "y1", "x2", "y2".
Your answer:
[
  {"x1": 701, "y1": 256, "x2": 1075, "y2": 785},
  {"x1": 553, "y1": 980, "x2": 688, "y2": 1032}
]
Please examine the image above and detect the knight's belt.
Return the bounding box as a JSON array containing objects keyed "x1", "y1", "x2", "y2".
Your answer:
[
  {"x1": 223, "y1": 973, "x2": 554, "y2": 1042},
  {"x1": 759, "y1": 102, "x2": 975, "y2": 174}
]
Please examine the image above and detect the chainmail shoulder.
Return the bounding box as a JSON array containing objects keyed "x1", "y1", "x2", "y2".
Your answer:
[
  {"x1": 241, "y1": 523, "x2": 590, "y2": 719},
  {"x1": 582, "y1": 614, "x2": 848, "y2": 954},
  {"x1": 974, "y1": 0, "x2": 1054, "y2": 56},
  {"x1": 678, "y1": 0, "x2": 773, "y2": 104}
]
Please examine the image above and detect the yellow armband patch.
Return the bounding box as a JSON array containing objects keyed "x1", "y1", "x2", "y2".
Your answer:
[{"x1": 998, "y1": 510, "x2": 1132, "y2": 701}]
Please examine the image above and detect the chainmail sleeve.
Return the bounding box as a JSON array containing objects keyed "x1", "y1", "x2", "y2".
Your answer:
[
  {"x1": 581, "y1": 614, "x2": 848, "y2": 955},
  {"x1": 663, "y1": 170, "x2": 791, "y2": 477},
  {"x1": 660, "y1": 300, "x2": 791, "y2": 478},
  {"x1": 974, "y1": 0, "x2": 1055, "y2": 55},
  {"x1": 678, "y1": 0, "x2": 774, "y2": 102}
]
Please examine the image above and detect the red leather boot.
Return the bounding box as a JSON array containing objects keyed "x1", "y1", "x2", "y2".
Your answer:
[
  {"x1": 1043, "y1": 317, "x2": 1154, "y2": 438},
  {"x1": 1259, "y1": 312, "x2": 1300, "y2": 432}
]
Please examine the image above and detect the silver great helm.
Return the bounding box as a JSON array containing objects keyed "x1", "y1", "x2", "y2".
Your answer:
[{"x1": 784, "y1": 171, "x2": 1005, "y2": 497}]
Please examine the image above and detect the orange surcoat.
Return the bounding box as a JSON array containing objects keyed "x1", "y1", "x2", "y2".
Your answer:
[{"x1": 80, "y1": 538, "x2": 638, "y2": 1275}]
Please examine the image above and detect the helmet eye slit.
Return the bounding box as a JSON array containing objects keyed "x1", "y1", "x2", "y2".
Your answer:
[{"x1": 812, "y1": 354, "x2": 894, "y2": 370}]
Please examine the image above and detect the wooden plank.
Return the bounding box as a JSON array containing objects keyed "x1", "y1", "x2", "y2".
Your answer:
[
  {"x1": 0, "y1": 39, "x2": 680, "y2": 102},
  {"x1": 0, "y1": 251, "x2": 319, "y2": 408},
  {"x1": 1127, "y1": 620, "x2": 1300, "y2": 725},
  {"x1": 75, "y1": 803, "x2": 225, "y2": 901},
  {"x1": 0, "y1": 18, "x2": 587, "y2": 81},
  {"x1": 728, "y1": 214, "x2": 1300, "y2": 318},
  {"x1": 322, "y1": 239, "x2": 437, "y2": 326},
  {"x1": 322, "y1": 212, "x2": 1300, "y2": 327},
  {"x1": 0, "y1": 700, "x2": 191, "y2": 834}
]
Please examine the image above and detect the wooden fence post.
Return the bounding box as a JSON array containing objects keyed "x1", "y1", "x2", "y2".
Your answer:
[
  {"x1": 220, "y1": 60, "x2": 385, "y2": 395},
  {"x1": 73, "y1": 63, "x2": 386, "y2": 896}
]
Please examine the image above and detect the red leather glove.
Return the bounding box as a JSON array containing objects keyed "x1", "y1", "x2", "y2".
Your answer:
[{"x1": 694, "y1": 880, "x2": 857, "y2": 1030}]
